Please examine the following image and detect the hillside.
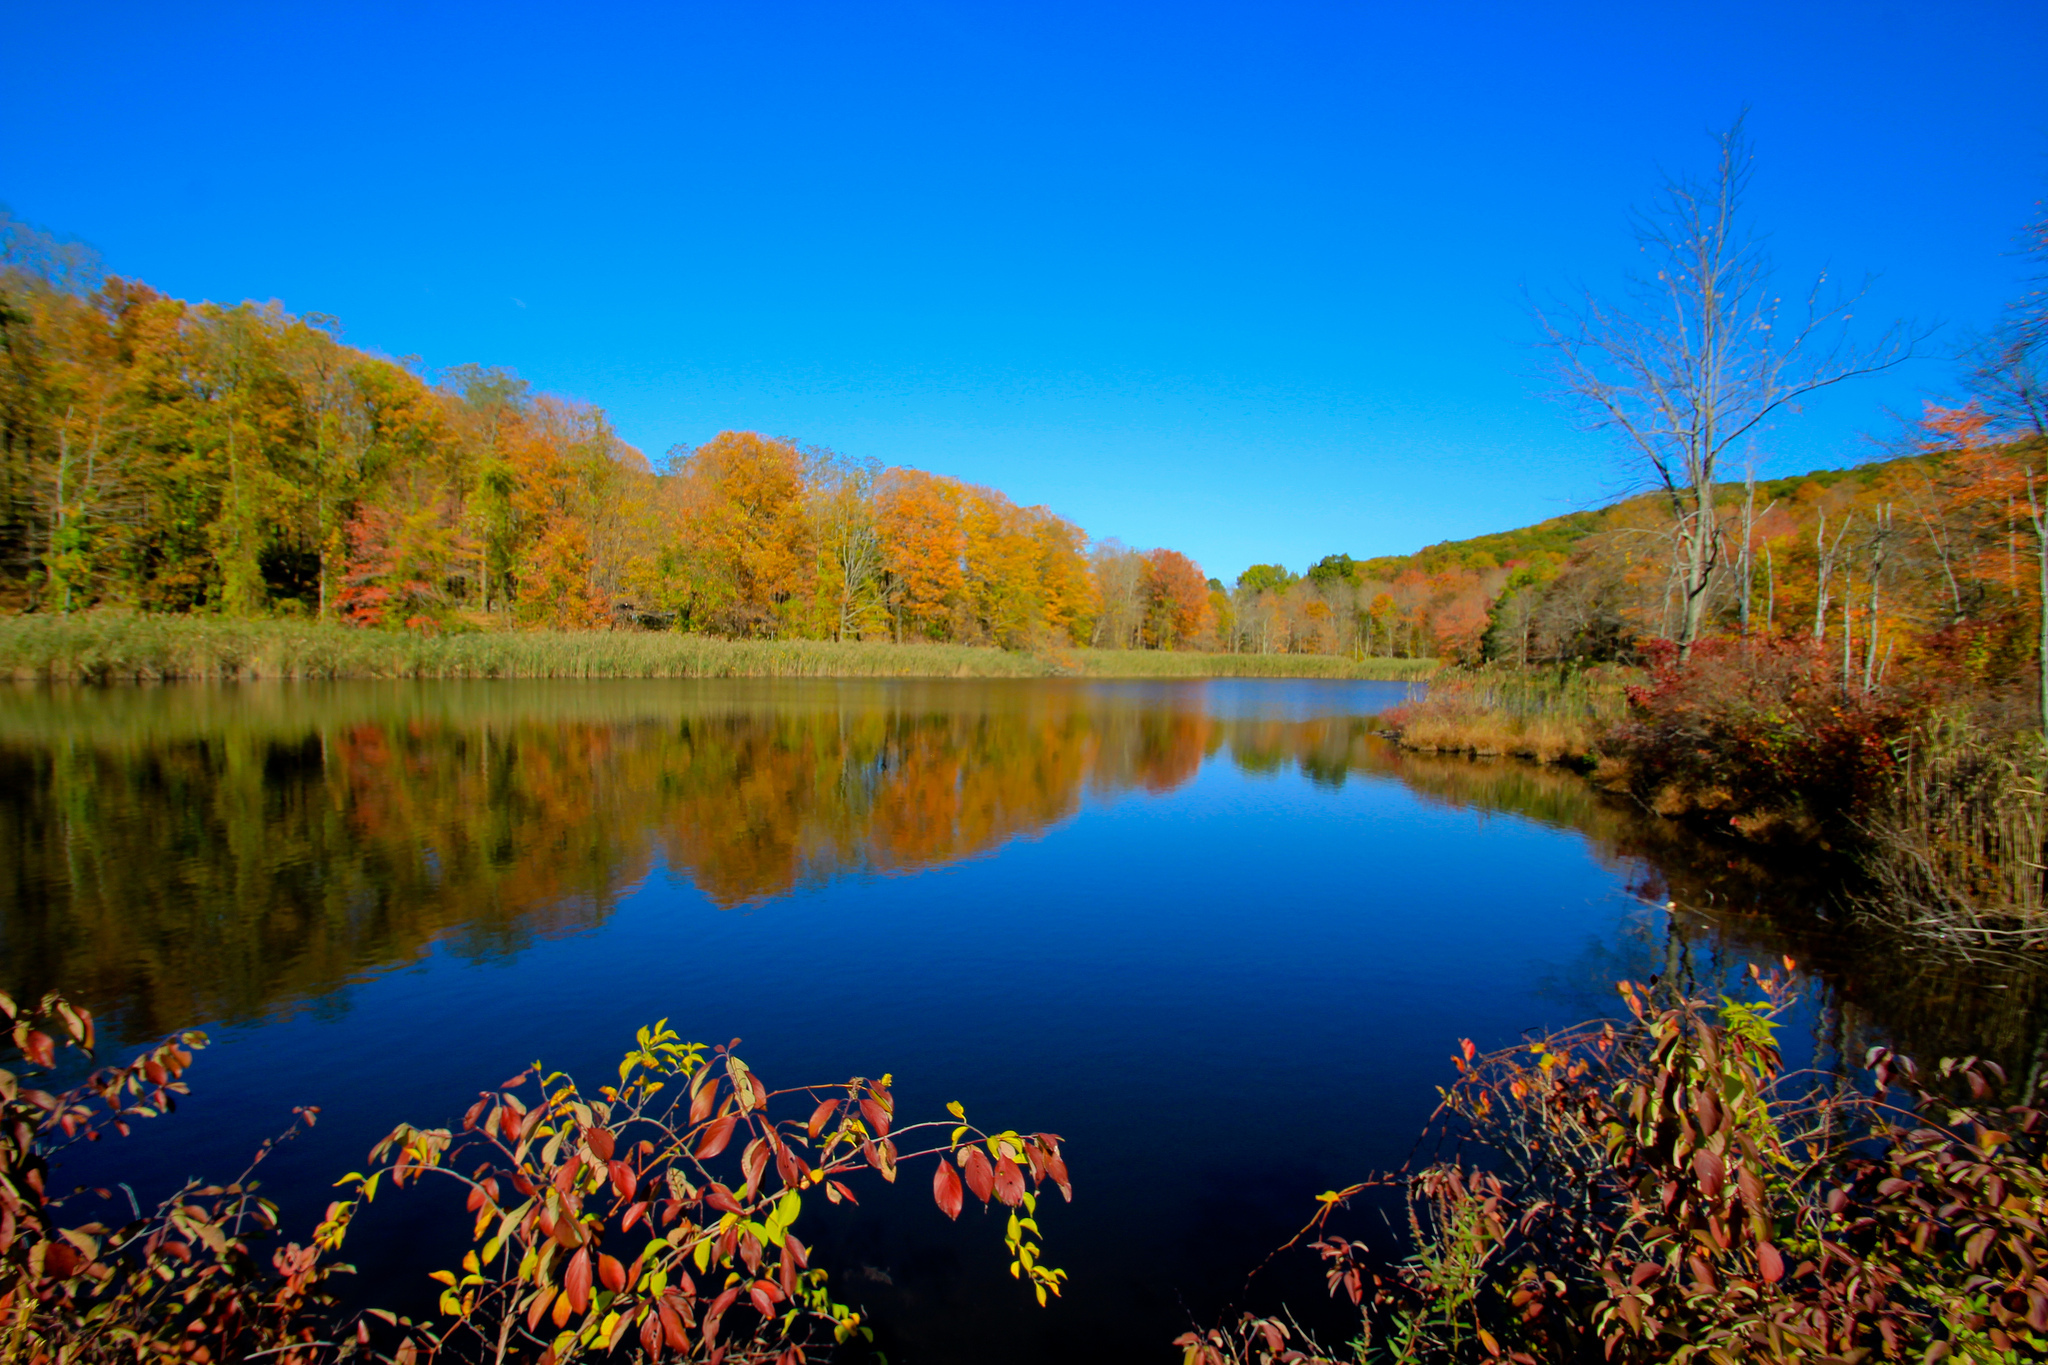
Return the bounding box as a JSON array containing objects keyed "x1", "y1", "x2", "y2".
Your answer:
[{"x1": 1344, "y1": 452, "x2": 1925, "y2": 582}]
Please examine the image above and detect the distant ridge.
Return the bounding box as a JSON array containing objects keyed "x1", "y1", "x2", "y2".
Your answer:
[{"x1": 1348, "y1": 452, "x2": 1922, "y2": 580}]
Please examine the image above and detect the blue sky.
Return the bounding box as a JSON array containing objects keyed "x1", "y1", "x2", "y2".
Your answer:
[{"x1": 6, "y1": 1, "x2": 2045, "y2": 583}]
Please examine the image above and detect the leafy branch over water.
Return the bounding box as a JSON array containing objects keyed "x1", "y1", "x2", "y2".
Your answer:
[
  {"x1": 0, "y1": 993, "x2": 1068, "y2": 1365},
  {"x1": 1185, "y1": 968, "x2": 2048, "y2": 1364}
]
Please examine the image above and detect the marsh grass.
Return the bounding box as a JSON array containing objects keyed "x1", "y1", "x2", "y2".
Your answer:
[
  {"x1": 0, "y1": 614, "x2": 1441, "y2": 683},
  {"x1": 1385, "y1": 666, "x2": 1631, "y2": 764},
  {"x1": 1860, "y1": 715, "x2": 2048, "y2": 948}
]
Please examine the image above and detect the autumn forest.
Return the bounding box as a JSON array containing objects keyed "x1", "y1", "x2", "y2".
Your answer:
[{"x1": 7, "y1": 211, "x2": 2047, "y2": 693}]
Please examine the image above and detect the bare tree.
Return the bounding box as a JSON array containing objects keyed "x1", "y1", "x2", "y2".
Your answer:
[
  {"x1": 1089, "y1": 539, "x2": 1145, "y2": 649},
  {"x1": 1812, "y1": 509, "x2": 1850, "y2": 641},
  {"x1": 1533, "y1": 116, "x2": 1925, "y2": 661}
]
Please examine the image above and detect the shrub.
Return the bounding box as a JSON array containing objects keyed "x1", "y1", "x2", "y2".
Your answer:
[
  {"x1": 0, "y1": 993, "x2": 1068, "y2": 1364},
  {"x1": 1608, "y1": 639, "x2": 1920, "y2": 840},
  {"x1": 1181, "y1": 968, "x2": 2048, "y2": 1364}
]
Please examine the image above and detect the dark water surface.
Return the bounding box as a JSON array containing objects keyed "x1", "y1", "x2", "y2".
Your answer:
[{"x1": 3, "y1": 679, "x2": 2043, "y2": 1362}]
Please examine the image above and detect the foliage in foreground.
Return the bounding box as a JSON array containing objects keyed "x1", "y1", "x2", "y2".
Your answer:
[
  {"x1": 0, "y1": 992, "x2": 1068, "y2": 1364},
  {"x1": 1183, "y1": 968, "x2": 2048, "y2": 1364}
]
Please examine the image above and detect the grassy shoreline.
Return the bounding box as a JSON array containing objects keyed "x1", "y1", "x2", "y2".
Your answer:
[
  {"x1": 0, "y1": 614, "x2": 1441, "y2": 683},
  {"x1": 1382, "y1": 666, "x2": 1633, "y2": 764}
]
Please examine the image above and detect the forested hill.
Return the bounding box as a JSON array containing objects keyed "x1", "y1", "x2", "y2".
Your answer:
[
  {"x1": 1343, "y1": 454, "x2": 1924, "y2": 583},
  {"x1": 1217, "y1": 443, "x2": 1988, "y2": 665}
]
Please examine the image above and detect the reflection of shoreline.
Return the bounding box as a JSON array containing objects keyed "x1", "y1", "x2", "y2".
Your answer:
[
  {"x1": 0, "y1": 684, "x2": 1231, "y2": 1039},
  {"x1": 1243, "y1": 730, "x2": 2048, "y2": 1086},
  {"x1": 3, "y1": 681, "x2": 2040, "y2": 1086}
]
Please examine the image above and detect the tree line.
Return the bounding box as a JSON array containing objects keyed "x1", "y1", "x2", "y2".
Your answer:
[
  {"x1": 8, "y1": 149, "x2": 2044, "y2": 693},
  {"x1": 0, "y1": 212, "x2": 1216, "y2": 651}
]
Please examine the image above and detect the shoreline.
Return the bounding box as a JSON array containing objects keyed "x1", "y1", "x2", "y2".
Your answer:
[{"x1": 0, "y1": 614, "x2": 1440, "y2": 683}]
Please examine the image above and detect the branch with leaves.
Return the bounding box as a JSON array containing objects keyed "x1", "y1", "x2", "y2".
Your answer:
[{"x1": 317, "y1": 1021, "x2": 1070, "y2": 1365}]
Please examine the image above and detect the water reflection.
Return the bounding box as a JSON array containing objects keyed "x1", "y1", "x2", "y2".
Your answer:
[{"x1": 2, "y1": 678, "x2": 2043, "y2": 1085}]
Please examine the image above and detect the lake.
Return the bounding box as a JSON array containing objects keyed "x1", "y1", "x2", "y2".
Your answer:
[{"x1": 3, "y1": 678, "x2": 2041, "y2": 1363}]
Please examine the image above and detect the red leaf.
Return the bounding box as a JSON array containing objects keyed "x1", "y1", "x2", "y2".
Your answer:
[
  {"x1": 749, "y1": 1283, "x2": 776, "y2": 1317},
  {"x1": 695, "y1": 1115, "x2": 739, "y2": 1160},
  {"x1": 564, "y1": 1247, "x2": 593, "y2": 1314},
  {"x1": 828, "y1": 1180, "x2": 858, "y2": 1204},
  {"x1": 23, "y1": 1031, "x2": 53, "y2": 1070},
  {"x1": 993, "y1": 1156, "x2": 1026, "y2": 1207},
  {"x1": 704, "y1": 1285, "x2": 741, "y2": 1344},
  {"x1": 526, "y1": 1285, "x2": 557, "y2": 1331},
  {"x1": 807, "y1": 1099, "x2": 837, "y2": 1139},
  {"x1": 658, "y1": 1300, "x2": 688, "y2": 1350},
  {"x1": 1691, "y1": 1148, "x2": 1725, "y2": 1200},
  {"x1": 621, "y1": 1201, "x2": 649, "y2": 1232},
  {"x1": 742, "y1": 1139, "x2": 770, "y2": 1198},
  {"x1": 933, "y1": 1159, "x2": 964, "y2": 1220},
  {"x1": 860, "y1": 1098, "x2": 891, "y2": 1137},
  {"x1": 585, "y1": 1127, "x2": 616, "y2": 1161},
  {"x1": 609, "y1": 1161, "x2": 637, "y2": 1202},
  {"x1": 1757, "y1": 1242, "x2": 1785, "y2": 1284},
  {"x1": 690, "y1": 1081, "x2": 717, "y2": 1126},
  {"x1": 962, "y1": 1148, "x2": 995, "y2": 1203},
  {"x1": 704, "y1": 1183, "x2": 743, "y2": 1215},
  {"x1": 599, "y1": 1253, "x2": 627, "y2": 1294}
]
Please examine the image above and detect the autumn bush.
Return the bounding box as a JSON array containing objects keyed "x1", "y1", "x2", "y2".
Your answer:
[
  {"x1": 0, "y1": 990, "x2": 1070, "y2": 1365},
  {"x1": 1182, "y1": 967, "x2": 2048, "y2": 1364},
  {"x1": 1602, "y1": 638, "x2": 1923, "y2": 842}
]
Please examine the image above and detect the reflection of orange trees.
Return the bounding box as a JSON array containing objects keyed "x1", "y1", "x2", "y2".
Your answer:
[
  {"x1": 656, "y1": 703, "x2": 1168, "y2": 904},
  {"x1": 2, "y1": 694, "x2": 1230, "y2": 1033},
  {"x1": 6, "y1": 689, "x2": 2032, "y2": 1079}
]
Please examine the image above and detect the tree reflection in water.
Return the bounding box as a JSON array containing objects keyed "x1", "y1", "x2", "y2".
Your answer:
[{"x1": 1, "y1": 679, "x2": 2042, "y2": 1088}]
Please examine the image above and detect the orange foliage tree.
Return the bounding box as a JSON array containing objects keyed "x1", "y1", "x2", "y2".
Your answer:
[
  {"x1": 1142, "y1": 548, "x2": 1212, "y2": 649},
  {"x1": 875, "y1": 468, "x2": 965, "y2": 641},
  {"x1": 661, "y1": 432, "x2": 811, "y2": 636}
]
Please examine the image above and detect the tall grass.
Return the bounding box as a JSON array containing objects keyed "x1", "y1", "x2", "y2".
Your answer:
[
  {"x1": 1383, "y1": 665, "x2": 1632, "y2": 764},
  {"x1": 1862, "y1": 716, "x2": 2048, "y2": 948},
  {"x1": 0, "y1": 614, "x2": 1441, "y2": 683}
]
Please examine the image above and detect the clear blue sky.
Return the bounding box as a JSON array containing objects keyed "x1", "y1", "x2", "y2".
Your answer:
[{"x1": 6, "y1": 1, "x2": 2045, "y2": 583}]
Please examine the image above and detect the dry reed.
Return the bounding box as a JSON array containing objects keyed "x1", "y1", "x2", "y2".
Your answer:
[
  {"x1": 1385, "y1": 667, "x2": 1630, "y2": 764},
  {"x1": 1860, "y1": 716, "x2": 2048, "y2": 949},
  {"x1": 0, "y1": 614, "x2": 1442, "y2": 683}
]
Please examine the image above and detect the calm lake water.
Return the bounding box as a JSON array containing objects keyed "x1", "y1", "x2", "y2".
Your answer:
[{"x1": 3, "y1": 678, "x2": 2043, "y2": 1363}]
